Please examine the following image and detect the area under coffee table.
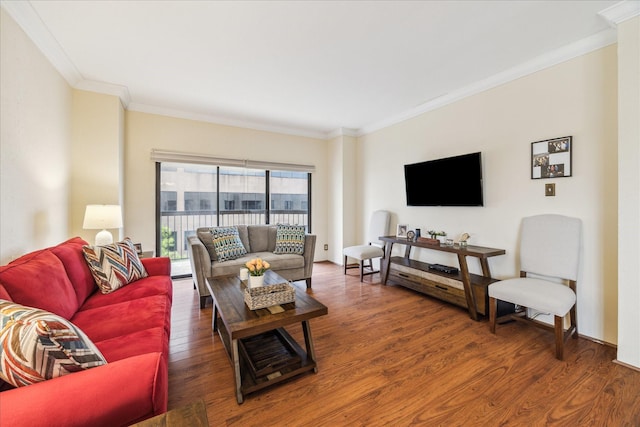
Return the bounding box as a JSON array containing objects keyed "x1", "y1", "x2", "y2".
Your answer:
[{"x1": 206, "y1": 270, "x2": 328, "y2": 403}]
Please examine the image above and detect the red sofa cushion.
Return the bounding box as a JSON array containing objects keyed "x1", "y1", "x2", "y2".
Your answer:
[
  {"x1": 78, "y1": 275, "x2": 172, "y2": 312},
  {"x1": 95, "y1": 326, "x2": 168, "y2": 363},
  {"x1": 50, "y1": 237, "x2": 97, "y2": 307},
  {"x1": 0, "y1": 250, "x2": 79, "y2": 319},
  {"x1": 0, "y1": 284, "x2": 11, "y2": 301},
  {"x1": 71, "y1": 295, "x2": 171, "y2": 342}
]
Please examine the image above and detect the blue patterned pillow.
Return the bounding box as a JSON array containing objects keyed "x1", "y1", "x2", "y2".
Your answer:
[
  {"x1": 274, "y1": 225, "x2": 306, "y2": 255},
  {"x1": 211, "y1": 226, "x2": 247, "y2": 262}
]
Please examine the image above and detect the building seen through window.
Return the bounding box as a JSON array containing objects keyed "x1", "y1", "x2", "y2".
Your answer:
[{"x1": 158, "y1": 162, "x2": 310, "y2": 277}]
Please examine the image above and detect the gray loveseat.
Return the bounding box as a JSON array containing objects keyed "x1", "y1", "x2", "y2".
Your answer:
[{"x1": 187, "y1": 225, "x2": 316, "y2": 308}]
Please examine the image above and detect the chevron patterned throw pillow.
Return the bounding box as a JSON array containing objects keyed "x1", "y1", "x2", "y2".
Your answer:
[
  {"x1": 0, "y1": 300, "x2": 106, "y2": 387},
  {"x1": 82, "y1": 238, "x2": 148, "y2": 294}
]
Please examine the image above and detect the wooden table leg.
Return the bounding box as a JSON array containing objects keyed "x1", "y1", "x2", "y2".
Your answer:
[
  {"x1": 231, "y1": 338, "x2": 244, "y2": 404},
  {"x1": 301, "y1": 320, "x2": 318, "y2": 373},
  {"x1": 212, "y1": 305, "x2": 218, "y2": 332},
  {"x1": 457, "y1": 254, "x2": 479, "y2": 321},
  {"x1": 479, "y1": 258, "x2": 491, "y2": 278},
  {"x1": 381, "y1": 242, "x2": 394, "y2": 285}
]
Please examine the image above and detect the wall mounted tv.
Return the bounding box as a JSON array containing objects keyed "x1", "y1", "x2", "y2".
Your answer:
[{"x1": 404, "y1": 152, "x2": 484, "y2": 206}]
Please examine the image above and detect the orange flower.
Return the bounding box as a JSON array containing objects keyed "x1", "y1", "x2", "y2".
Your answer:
[{"x1": 246, "y1": 257, "x2": 270, "y2": 276}]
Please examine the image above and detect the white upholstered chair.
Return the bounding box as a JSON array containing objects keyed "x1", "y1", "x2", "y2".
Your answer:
[
  {"x1": 489, "y1": 214, "x2": 582, "y2": 360},
  {"x1": 343, "y1": 210, "x2": 391, "y2": 282}
]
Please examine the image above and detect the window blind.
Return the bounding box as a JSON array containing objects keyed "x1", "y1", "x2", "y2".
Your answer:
[{"x1": 150, "y1": 149, "x2": 315, "y2": 173}]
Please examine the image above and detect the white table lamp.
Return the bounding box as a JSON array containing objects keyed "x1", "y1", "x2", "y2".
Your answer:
[{"x1": 83, "y1": 205, "x2": 123, "y2": 246}]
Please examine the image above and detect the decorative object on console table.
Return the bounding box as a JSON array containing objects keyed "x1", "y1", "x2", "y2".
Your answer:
[
  {"x1": 418, "y1": 236, "x2": 440, "y2": 246},
  {"x1": 396, "y1": 224, "x2": 408, "y2": 238},
  {"x1": 82, "y1": 204, "x2": 123, "y2": 246},
  {"x1": 459, "y1": 232, "x2": 470, "y2": 248},
  {"x1": 406, "y1": 230, "x2": 416, "y2": 241},
  {"x1": 422, "y1": 230, "x2": 447, "y2": 246}
]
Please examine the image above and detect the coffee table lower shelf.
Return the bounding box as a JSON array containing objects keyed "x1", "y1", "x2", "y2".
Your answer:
[
  {"x1": 238, "y1": 328, "x2": 317, "y2": 396},
  {"x1": 216, "y1": 320, "x2": 318, "y2": 403}
]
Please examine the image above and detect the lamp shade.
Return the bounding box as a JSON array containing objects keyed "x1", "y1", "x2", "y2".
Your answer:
[
  {"x1": 83, "y1": 205, "x2": 123, "y2": 246},
  {"x1": 83, "y1": 205, "x2": 123, "y2": 229}
]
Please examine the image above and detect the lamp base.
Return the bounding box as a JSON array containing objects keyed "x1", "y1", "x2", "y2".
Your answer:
[{"x1": 95, "y1": 229, "x2": 114, "y2": 246}]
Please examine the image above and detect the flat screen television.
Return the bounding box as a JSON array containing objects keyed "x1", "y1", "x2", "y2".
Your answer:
[{"x1": 404, "y1": 152, "x2": 483, "y2": 206}]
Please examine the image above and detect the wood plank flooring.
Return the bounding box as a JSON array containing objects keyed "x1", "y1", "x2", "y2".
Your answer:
[{"x1": 168, "y1": 262, "x2": 640, "y2": 426}]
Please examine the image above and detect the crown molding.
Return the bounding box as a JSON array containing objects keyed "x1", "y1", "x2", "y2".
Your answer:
[
  {"x1": 1, "y1": 0, "x2": 82, "y2": 86},
  {"x1": 327, "y1": 128, "x2": 359, "y2": 139},
  {"x1": 3, "y1": 0, "x2": 626, "y2": 141},
  {"x1": 357, "y1": 28, "x2": 618, "y2": 137},
  {"x1": 598, "y1": 0, "x2": 640, "y2": 27},
  {"x1": 75, "y1": 80, "x2": 132, "y2": 107},
  {"x1": 128, "y1": 102, "x2": 329, "y2": 140}
]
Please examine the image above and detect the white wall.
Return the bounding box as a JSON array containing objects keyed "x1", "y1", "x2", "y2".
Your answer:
[
  {"x1": 327, "y1": 134, "x2": 358, "y2": 263},
  {"x1": 616, "y1": 15, "x2": 640, "y2": 368},
  {"x1": 0, "y1": 9, "x2": 72, "y2": 263},
  {"x1": 70, "y1": 90, "x2": 124, "y2": 244},
  {"x1": 124, "y1": 111, "x2": 329, "y2": 260},
  {"x1": 357, "y1": 45, "x2": 619, "y2": 345}
]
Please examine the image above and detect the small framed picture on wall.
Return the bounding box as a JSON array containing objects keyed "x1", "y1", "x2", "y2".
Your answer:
[{"x1": 531, "y1": 136, "x2": 572, "y2": 179}]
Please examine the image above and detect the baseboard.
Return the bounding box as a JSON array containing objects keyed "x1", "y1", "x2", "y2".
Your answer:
[{"x1": 613, "y1": 359, "x2": 640, "y2": 373}]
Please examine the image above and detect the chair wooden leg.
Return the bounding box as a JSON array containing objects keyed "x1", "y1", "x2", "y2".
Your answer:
[
  {"x1": 570, "y1": 304, "x2": 578, "y2": 339},
  {"x1": 554, "y1": 315, "x2": 564, "y2": 360},
  {"x1": 200, "y1": 295, "x2": 208, "y2": 309},
  {"x1": 489, "y1": 297, "x2": 497, "y2": 334},
  {"x1": 305, "y1": 277, "x2": 312, "y2": 289},
  {"x1": 359, "y1": 261, "x2": 364, "y2": 282},
  {"x1": 344, "y1": 256, "x2": 348, "y2": 275}
]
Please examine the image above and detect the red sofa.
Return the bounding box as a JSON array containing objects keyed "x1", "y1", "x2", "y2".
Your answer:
[{"x1": 0, "y1": 237, "x2": 172, "y2": 427}]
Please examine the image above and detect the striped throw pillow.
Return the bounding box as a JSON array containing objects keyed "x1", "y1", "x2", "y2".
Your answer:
[
  {"x1": 82, "y1": 238, "x2": 148, "y2": 294},
  {"x1": 0, "y1": 300, "x2": 106, "y2": 387},
  {"x1": 274, "y1": 225, "x2": 306, "y2": 255},
  {"x1": 211, "y1": 226, "x2": 247, "y2": 262}
]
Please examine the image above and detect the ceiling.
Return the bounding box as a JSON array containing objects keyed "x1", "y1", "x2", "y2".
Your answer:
[{"x1": 3, "y1": 1, "x2": 622, "y2": 138}]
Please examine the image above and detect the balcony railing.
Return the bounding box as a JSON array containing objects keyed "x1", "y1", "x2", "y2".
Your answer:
[{"x1": 159, "y1": 210, "x2": 309, "y2": 262}]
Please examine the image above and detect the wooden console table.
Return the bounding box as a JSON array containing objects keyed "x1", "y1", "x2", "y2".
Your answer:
[{"x1": 379, "y1": 236, "x2": 505, "y2": 321}]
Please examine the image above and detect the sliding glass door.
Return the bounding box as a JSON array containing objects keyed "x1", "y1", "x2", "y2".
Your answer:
[{"x1": 157, "y1": 162, "x2": 310, "y2": 278}]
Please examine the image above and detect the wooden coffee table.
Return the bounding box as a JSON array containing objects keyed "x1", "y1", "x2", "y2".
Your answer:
[{"x1": 206, "y1": 270, "x2": 328, "y2": 403}]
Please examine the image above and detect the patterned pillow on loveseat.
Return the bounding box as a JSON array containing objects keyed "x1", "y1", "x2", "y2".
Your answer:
[{"x1": 211, "y1": 226, "x2": 248, "y2": 262}]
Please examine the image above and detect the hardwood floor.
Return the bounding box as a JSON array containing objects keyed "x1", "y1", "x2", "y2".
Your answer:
[{"x1": 168, "y1": 262, "x2": 640, "y2": 426}]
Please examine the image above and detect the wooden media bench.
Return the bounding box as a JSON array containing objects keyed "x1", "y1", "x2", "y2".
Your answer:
[{"x1": 379, "y1": 236, "x2": 506, "y2": 321}]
